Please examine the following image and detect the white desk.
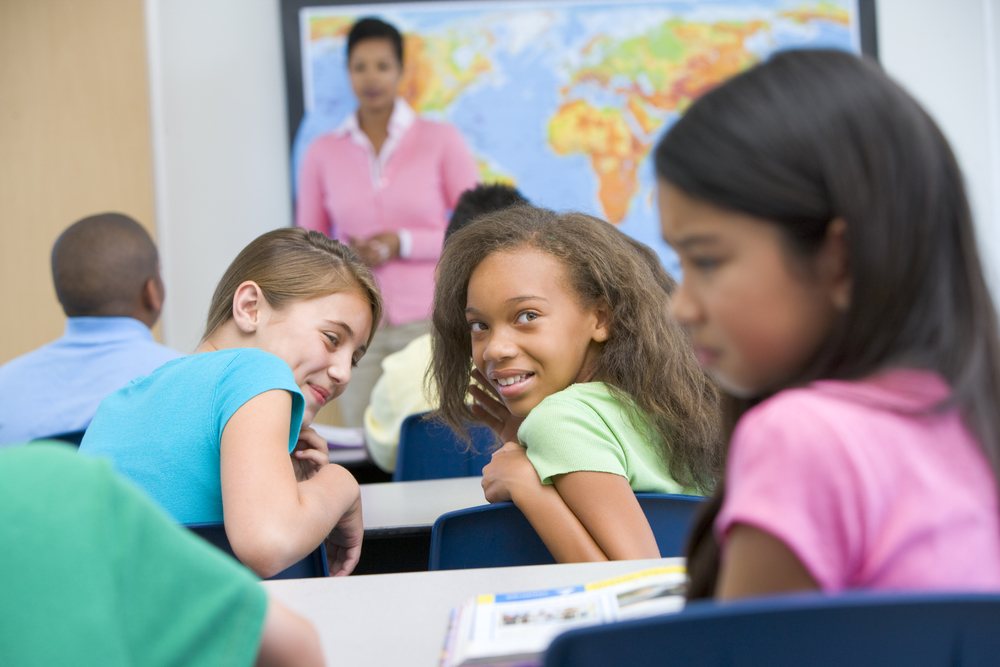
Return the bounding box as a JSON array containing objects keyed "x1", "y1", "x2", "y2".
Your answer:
[
  {"x1": 360, "y1": 476, "x2": 488, "y2": 534},
  {"x1": 328, "y1": 447, "x2": 370, "y2": 465},
  {"x1": 263, "y1": 557, "x2": 679, "y2": 667}
]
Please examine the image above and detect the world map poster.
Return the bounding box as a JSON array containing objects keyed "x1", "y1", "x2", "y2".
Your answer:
[{"x1": 292, "y1": 0, "x2": 864, "y2": 274}]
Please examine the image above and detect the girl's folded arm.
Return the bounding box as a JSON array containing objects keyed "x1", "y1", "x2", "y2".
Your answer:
[
  {"x1": 552, "y1": 471, "x2": 661, "y2": 561},
  {"x1": 512, "y1": 480, "x2": 609, "y2": 563},
  {"x1": 483, "y1": 441, "x2": 607, "y2": 562},
  {"x1": 220, "y1": 389, "x2": 361, "y2": 578},
  {"x1": 715, "y1": 523, "x2": 819, "y2": 599}
]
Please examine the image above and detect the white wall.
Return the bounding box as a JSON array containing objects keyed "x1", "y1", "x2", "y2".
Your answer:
[
  {"x1": 878, "y1": 0, "x2": 1000, "y2": 292},
  {"x1": 146, "y1": 0, "x2": 292, "y2": 353},
  {"x1": 146, "y1": 0, "x2": 1000, "y2": 350}
]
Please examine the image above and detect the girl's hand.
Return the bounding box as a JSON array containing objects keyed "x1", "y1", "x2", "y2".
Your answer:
[
  {"x1": 470, "y1": 368, "x2": 524, "y2": 444},
  {"x1": 291, "y1": 426, "x2": 329, "y2": 482},
  {"x1": 481, "y1": 441, "x2": 542, "y2": 504},
  {"x1": 325, "y1": 493, "x2": 363, "y2": 577}
]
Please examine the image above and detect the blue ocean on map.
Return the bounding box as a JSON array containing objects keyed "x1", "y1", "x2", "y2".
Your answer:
[{"x1": 292, "y1": 0, "x2": 860, "y2": 276}]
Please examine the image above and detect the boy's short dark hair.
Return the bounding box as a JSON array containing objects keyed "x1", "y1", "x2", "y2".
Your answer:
[
  {"x1": 446, "y1": 183, "x2": 528, "y2": 242},
  {"x1": 51, "y1": 213, "x2": 159, "y2": 318},
  {"x1": 347, "y1": 17, "x2": 404, "y2": 66}
]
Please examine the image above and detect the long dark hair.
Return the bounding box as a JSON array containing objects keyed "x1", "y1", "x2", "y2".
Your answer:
[
  {"x1": 655, "y1": 49, "x2": 1000, "y2": 598},
  {"x1": 431, "y1": 206, "x2": 723, "y2": 491}
]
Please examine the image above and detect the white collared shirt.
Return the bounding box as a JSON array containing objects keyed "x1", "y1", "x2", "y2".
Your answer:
[{"x1": 333, "y1": 98, "x2": 417, "y2": 257}]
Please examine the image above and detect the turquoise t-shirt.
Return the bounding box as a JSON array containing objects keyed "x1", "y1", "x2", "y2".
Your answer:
[
  {"x1": 80, "y1": 348, "x2": 304, "y2": 524},
  {"x1": 517, "y1": 382, "x2": 687, "y2": 494},
  {"x1": 0, "y1": 443, "x2": 268, "y2": 667}
]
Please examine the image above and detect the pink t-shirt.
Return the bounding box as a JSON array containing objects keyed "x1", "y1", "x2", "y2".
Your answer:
[
  {"x1": 717, "y1": 369, "x2": 1000, "y2": 592},
  {"x1": 296, "y1": 116, "x2": 478, "y2": 326}
]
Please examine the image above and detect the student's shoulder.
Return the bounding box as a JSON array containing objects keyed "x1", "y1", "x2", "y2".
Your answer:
[
  {"x1": 229, "y1": 348, "x2": 294, "y2": 377},
  {"x1": 0, "y1": 442, "x2": 117, "y2": 499},
  {"x1": 168, "y1": 348, "x2": 284, "y2": 370},
  {"x1": 0, "y1": 339, "x2": 61, "y2": 379},
  {"x1": 743, "y1": 379, "x2": 883, "y2": 432},
  {"x1": 545, "y1": 381, "x2": 618, "y2": 406},
  {"x1": 132, "y1": 349, "x2": 288, "y2": 387},
  {"x1": 733, "y1": 384, "x2": 865, "y2": 464},
  {"x1": 526, "y1": 382, "x2": 618, "y2": 423}
]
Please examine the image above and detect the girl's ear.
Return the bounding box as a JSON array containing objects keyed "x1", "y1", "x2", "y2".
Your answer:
[
  {"x1": 822, "y1": 218, "x2": 851, "y2": 312},
  {"x1": 592, "y1": 298, "x2": 611, "y2": 342},
  {"x1": 231, "y1": 281, "x2": 266, "y2": 334}
]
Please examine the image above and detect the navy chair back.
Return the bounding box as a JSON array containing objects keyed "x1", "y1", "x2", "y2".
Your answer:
[
  {"x1": 429, "y1": 493, "x2": 704, "y2": 570},
  {"x1": 186, "y1": 523, "x2": 329, "y2": 579},
  {"x1": 393, "y1": 412, "x2": 496, "y2": 482},
  {"x1": 32, "y1": 430, "x2": 86, "y2": 447},
  {"x1": 544, "y1": 592, "x2": 1000, "y2": 667}
]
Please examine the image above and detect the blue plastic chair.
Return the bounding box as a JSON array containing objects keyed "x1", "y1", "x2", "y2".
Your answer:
[
  {"x1": 31, "y1": 430, "x2": 86, "y2": 447},
  {"x1": 429, "y1": 493, "x2": 704, "y2": 570},
  {"x1": 393, "y1": 412, "x2": 496, "y2": 482},
  {"x1": 186, "y1": 523, "x2": 330, "y2": 579},
  {"x1": 544, "y1": 592, "x2": 1000, "y2": 667}
]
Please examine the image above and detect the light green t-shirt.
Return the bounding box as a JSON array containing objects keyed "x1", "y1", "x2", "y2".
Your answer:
[
  {"x1": 517, "y1": 382, "x2": 686, "y2": 494},
  {"x1": 0, "y1": 443, "x2": 268, "y2": 667}
]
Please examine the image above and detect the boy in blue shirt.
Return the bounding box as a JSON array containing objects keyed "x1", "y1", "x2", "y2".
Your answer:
[{"x1": 0, "y1": 213, "x2": 180, "y2": 445}]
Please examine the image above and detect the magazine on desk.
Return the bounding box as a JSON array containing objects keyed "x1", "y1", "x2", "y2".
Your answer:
[{"x1": 440, "y1": 565, "x2": 686, "y2": 667}]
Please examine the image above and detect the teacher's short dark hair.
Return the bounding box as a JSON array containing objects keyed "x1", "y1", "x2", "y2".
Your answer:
[{"x1": 347, "y1": 17, "x2": 404, "y2": 67}]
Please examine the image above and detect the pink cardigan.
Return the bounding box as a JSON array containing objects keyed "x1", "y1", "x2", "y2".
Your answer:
[{"x1": 296, "y1": 119, "x2": 478, "y2": 326}]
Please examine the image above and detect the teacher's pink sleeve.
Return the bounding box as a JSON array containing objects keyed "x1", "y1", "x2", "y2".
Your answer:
[
  {"x1": 406, "y1": 126, "x2": 479, "y2": 261},
  {"x1": 295, "y1": 141, "x2": 334, "y2": 236}
]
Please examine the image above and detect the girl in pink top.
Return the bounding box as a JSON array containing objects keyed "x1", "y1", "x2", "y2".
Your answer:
[
  {"x1": 296, "y1": 17, "x2": 478, "y2": 426},
  {"x1": 655, "y1": 50, "x2": 1000, "y2": 599}
]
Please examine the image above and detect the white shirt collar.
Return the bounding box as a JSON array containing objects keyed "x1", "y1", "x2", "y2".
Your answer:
[
  {"x1": 333, "y1": 97, "x2": 416, "y2": 139},
  {"x1": 333, "y1": 98, "x2": 417, "y2": 193}
]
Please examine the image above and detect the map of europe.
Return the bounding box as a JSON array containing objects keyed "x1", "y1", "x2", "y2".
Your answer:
[{"x1": 293, "y1": 1, "x2": 861, "y2": 274}]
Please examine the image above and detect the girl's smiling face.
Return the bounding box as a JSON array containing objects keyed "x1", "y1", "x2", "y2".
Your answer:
[
  {"x1": 658, "y1": 181, "x2": 849, "y2": 398},
  {"x1": 465, "y1": 247, "x2": 608, "y2": 417},
  {"x1": 255, "y1": 290, "x2": 373, "y2": 424}
]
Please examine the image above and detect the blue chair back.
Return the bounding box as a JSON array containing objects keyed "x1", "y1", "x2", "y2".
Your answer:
[
  {"x1": 32, "y1": 430, "x2": 86, "y2": 447},
  {"x1": 429, "y1": 493, "x2": 704, "y2": 570},
  {"x1": 544, "y1": 592, "x2": 1000, "y2": 667},
  {"x1": 393, "y1": 412, "x2": 496, "y2": 482},
  {"x1": 186, "y1": 523, "x2": 329, "y2": 579}
]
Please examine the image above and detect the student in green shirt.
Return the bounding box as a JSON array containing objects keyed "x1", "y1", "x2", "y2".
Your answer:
[
  {"x1": 0, "y1": 443, "x2": 323, "y2": 667},
  {"x1": 431, "y1": 206, "x2": 723, "y2": 563}
]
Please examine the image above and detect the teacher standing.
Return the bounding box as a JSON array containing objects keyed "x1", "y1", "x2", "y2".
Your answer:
[{"x1": 297, "y1": 17, "x2": 479, "y2": 427}]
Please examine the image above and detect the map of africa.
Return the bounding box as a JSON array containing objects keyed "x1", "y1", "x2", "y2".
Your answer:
[{"x1": 293, "y1": 1, "x2": 861, "y2": 274}]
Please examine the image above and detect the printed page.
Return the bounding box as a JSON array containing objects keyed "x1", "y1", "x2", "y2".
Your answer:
[{"x1": 444, "y1": 566, "x2": 686, "y2": 667}]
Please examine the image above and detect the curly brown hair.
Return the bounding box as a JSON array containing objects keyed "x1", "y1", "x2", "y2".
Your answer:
[{"x1": 431, "y1": 206, "x2": 723, "y2": 491}]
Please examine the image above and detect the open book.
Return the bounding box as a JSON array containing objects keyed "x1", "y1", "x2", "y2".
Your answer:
[{"x1": 440, "y1": 565, "x2": 686, "y2": 667}]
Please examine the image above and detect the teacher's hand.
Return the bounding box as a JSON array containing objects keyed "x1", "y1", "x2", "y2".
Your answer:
[{"x1": 350, "y1": 233, "x2": 400, "y2": 268}]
